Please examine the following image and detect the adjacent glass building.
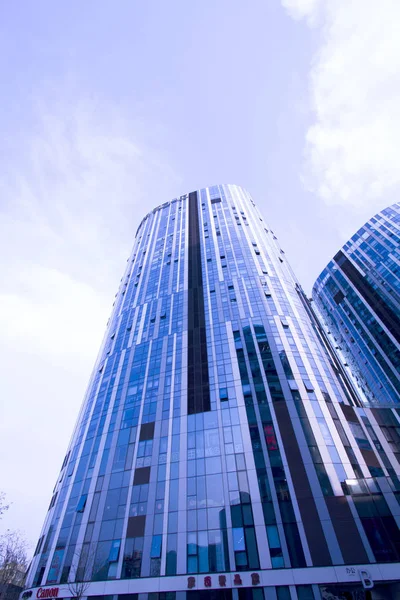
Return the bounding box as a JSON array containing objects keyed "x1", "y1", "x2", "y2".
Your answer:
[
  {"x1": 313, "y1": 203, "x2": 400, "y2": 407},
  {"x1": 25, "y1": 186, "x2": 400, "y2": 600}
]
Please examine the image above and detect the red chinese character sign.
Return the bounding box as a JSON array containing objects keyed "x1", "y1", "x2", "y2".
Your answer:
[
  {"x1": 188, "y1": 572, "x2": 260, "y2": 589},
  {"x1": 219, "y1": 575, "x2": 226, "y2": 587}
]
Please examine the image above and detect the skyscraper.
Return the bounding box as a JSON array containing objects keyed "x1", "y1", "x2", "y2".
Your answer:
[
  {"x1": 313, "y1": 202, "x2": 400, "y2": 407},
  {"x1": 26, "y1": 186, "x2": 400, "y2": 600}
]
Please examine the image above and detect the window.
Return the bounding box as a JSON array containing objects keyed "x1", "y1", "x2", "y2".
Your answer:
[
  {"x1": 276, "y1": 587, "x2": 291, "y2": 600},
  {"x1": 220, "y1": 388, "x2": 228, "y2": 401},
  {"x1": 137, "y1": 439, "x2": 153, "y2": 458},
  {"x1": 283, "y1": 523, "x2": 306, "y2": 567},
  {"x1": 150, "y1": 535, "x2": 162, "y2": 558},
  {"x1": 233, "y1": 527, "x2": 245, "y2": 550},
  {"x1": 109, "y1": 539, "x2": 121, "y2": 562},
  {"x1": 76, "y1": 494, "x2": 87, "y2": 513},
  {"x1": 296, "y1": 585, "x2": 315, "y2": 600},
  {"x1": 140, "y1": 421, "x2": 155, "y2": 441},
  {"x1": 303, "y1": 379, "x2": 314, "y2": 392},
  {"x1": 349, "y1": 421, "x2": 372, "y2": 450},
  {"x1": 47, "y1": 549, "x2": 64, "y2": 583},
  {"x1": 122, "y1": 537, "x2": 143, "y2": 578},
  {"x1": 267, "y1": 524, "x2": 284, "y2": 568}
]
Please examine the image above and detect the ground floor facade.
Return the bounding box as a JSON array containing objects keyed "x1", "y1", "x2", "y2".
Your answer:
[{"x1": 23, "y1": 562, "x2": 400, "y2": 600}]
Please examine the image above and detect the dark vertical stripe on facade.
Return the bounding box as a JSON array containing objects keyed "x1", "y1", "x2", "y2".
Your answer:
[
  {"x1": 334, "y1": 250, "x2": 400, "y2": 344},
  {"x1": 340, "y1": 403, "x2": 358, "y2": 422},
  {"x1": 187, "y1": 191, "x2": 210, "y2": 414},
  {"x1": 278, "y1": 399, "x2": 369, "y2": 564},
  {"x1": 273, "y1": 402, "x2": 333, "y2": 566},
  {"x1": 324, "y1": 496, "x2": 369, "y2": 564}
]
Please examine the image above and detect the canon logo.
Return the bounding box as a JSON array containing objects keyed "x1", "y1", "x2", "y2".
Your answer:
[{"x1": 36, "y1": 588, "x2": 59, "y2": 599}]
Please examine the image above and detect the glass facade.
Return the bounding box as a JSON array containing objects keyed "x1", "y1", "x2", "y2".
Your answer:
[
  {"x1": 313, "y1": 202, "x2": 400, "y2": 406},
  {"x1": 25, "y1": 186, "x2": 400, "y2": 600}
]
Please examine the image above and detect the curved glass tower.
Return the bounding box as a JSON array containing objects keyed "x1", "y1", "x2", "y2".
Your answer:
[
  {"x1": 313, "y1": 203, "x2": 400, "y2": 407},
  {"x1": 26, "y1": 186, "x2": 400, "y2": 600}
]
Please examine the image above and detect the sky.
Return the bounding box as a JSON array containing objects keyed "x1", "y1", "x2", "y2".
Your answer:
[{"x1": 1, "y1": 0, "x2": 399, "y2": 550}]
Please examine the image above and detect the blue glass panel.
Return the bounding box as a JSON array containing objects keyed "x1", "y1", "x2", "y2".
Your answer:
[
  {"x1": 109, "y1": 539, "x2": 121, "y2": 562},
  {"x1": 232, "y1": 527, "x2": 245, "y2": 551},
  {"x1": 150, "y1": 535, "x2": 162, "y2": 558}
]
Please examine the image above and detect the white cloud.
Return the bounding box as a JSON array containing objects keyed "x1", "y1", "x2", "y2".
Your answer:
[
  {"x1": 282, "y1": 0, "x2": 400, "y2": 208},
  {"x1": 1, "y1": 82, "x2": 181, "y2": 290},
  {"x1": 0, "y1": 78, "x2": 182, "y2": 361},
  {"x1": 0, "y1": 79, "x2": 181, "y2": 543},
  {"x1": 281, "y1": 0, "x2": 322, "y2": 23},
  {"x1": 0, "y1": 265, "x2": 107, "y2": 358}
]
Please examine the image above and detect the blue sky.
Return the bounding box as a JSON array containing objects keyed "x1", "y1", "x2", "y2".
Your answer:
[{"x1": 1, "y1": 0, "x2": 399, "y2": 547}]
